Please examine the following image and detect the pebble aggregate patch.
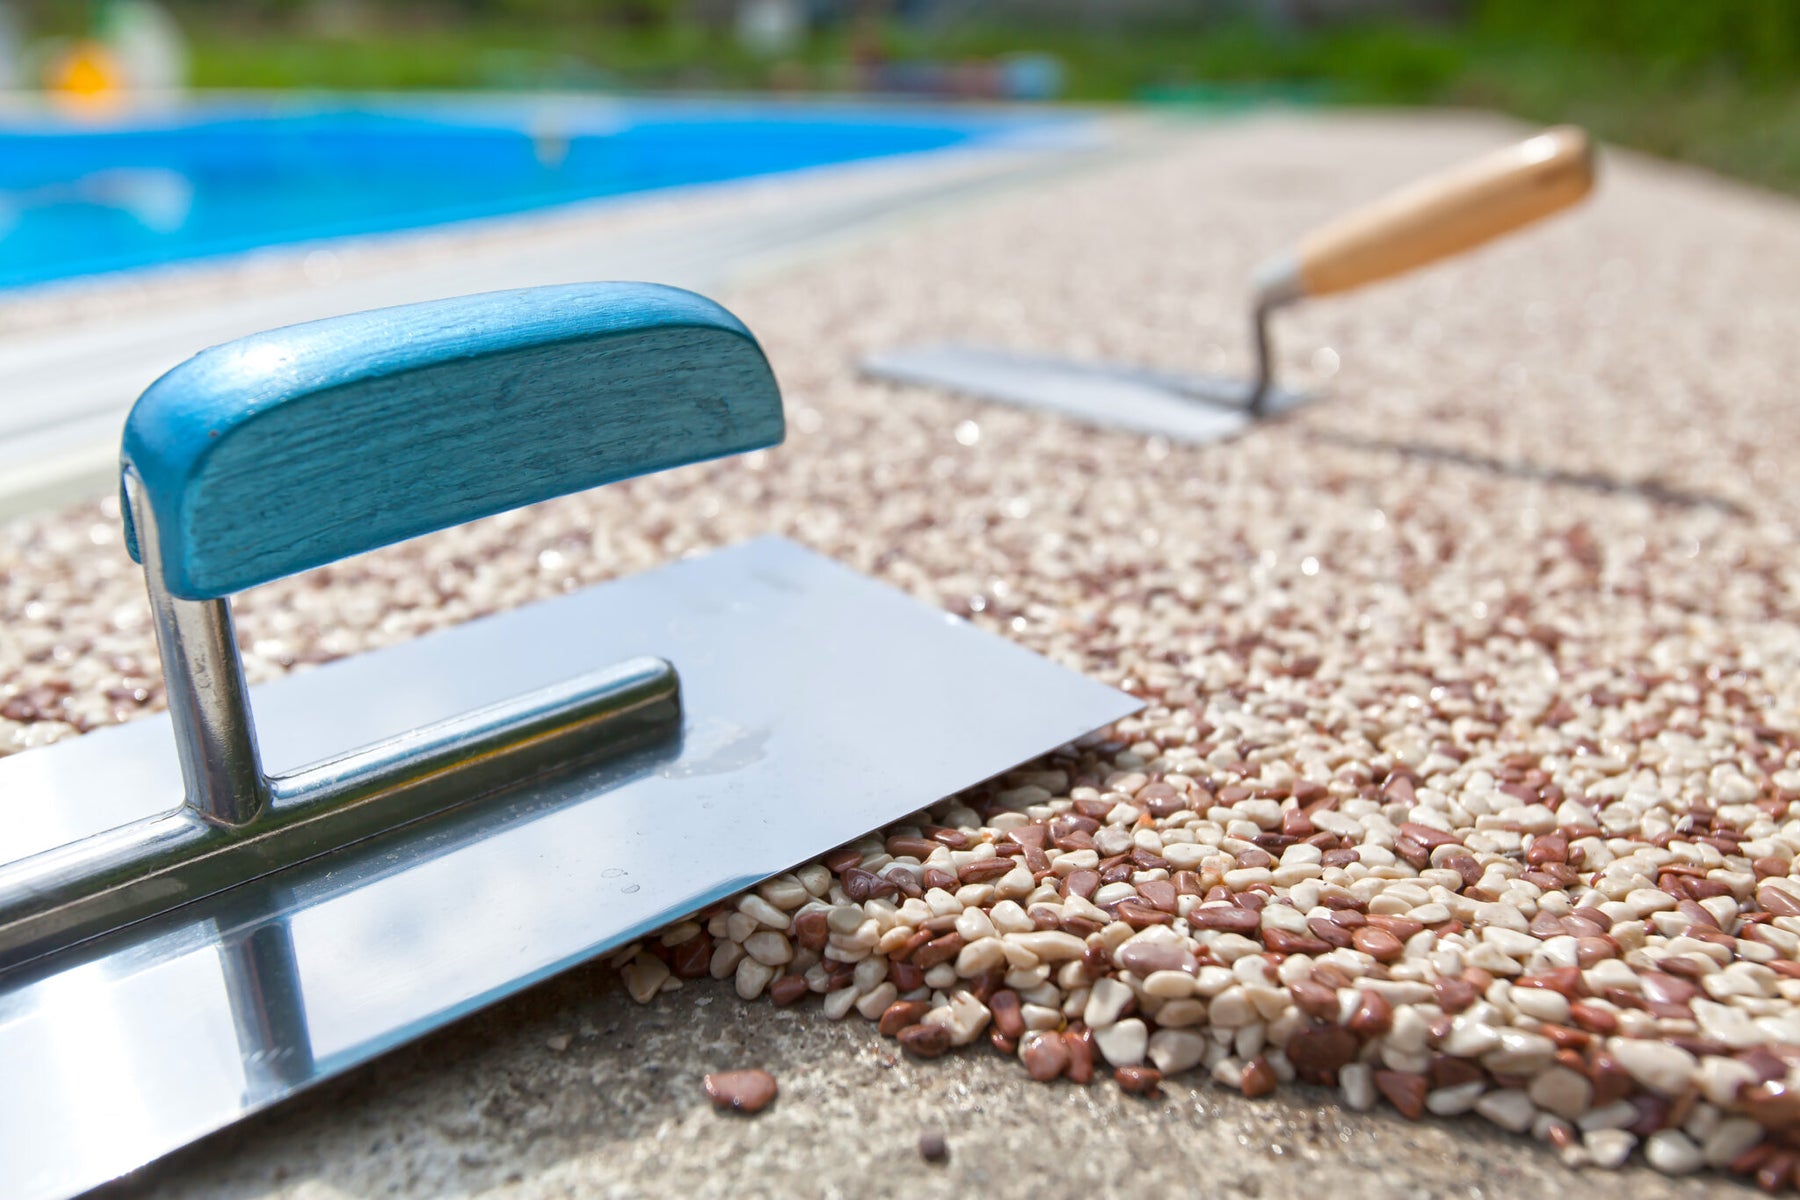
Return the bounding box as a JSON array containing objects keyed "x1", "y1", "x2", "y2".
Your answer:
[{"x1": 5, "y1": 113, "x2": 1800, "y2": 1195}]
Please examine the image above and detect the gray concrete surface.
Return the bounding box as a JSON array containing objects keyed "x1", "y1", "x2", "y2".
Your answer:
[{"x1": 114, "y1": 965, "x2": 1726, "y2": 1200}]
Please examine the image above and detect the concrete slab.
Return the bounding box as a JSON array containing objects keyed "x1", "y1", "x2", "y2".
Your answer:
[{"x1": 115, "y1": 966, "x2": 1727, "y2": 1200}]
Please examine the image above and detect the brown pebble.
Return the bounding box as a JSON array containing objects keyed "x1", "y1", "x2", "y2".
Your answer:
[
  {"x1": 1759, "y1": 887, "x2": 1800, "y2": 918},
  {"x1": 1117, "y1": 939, "x2": 1198, "y2": 976},
  {"x1": 1569, "y1": 1001, "x2": 1619, "y2": 1035},
  {"x1": 1588, "y1": 1051, "x2": 1634, "y2": 1108},
  {"x1": 768, "y1": 975, "x2": 810, "y2": 1006},
  {"x1": 1398, "y1": 822, "x2": 1459, "y2": 850},
  {"x1": 1349, "y1": 989, "x2": 1394, "y2": 1036},
  {"x1": 1753, "y1": 857, "x2": 1788, "y2": 879},
  {"x1": 889, "y1": 960, "x2": 925, "y2": 992},
  {"x1": 898, "y1": 1023, "x2": 951, "y2": 1058},
  {"x1": 1289, "y1": 979, "x2": 1341, "y2": 1021},
  {"x1": 1656, "y1": 954, "x2": 1705, "y2": 981},
  {"x1": 1062, "y1": 868, "x2": 1101, "y2": 900},
  {"x1": 1575, "y1": 936, "x2": 1618, "y2": 967},
  {"x1": 989, "y1": 989, "x2": 1025, "y2": 1039},
  {"x1": 1434, "y1": 977, "x2": 1478, "y2": 1013},
  {"x1": 1429, "y1": 1054, "x2": 1484, "y2": 1090},
  {"x1": 1313, "y1": 962, "x2": 1353, "y2": 989},
  {"x1": 1526, "y1": 832, "x2": 1568, "y2": 865},
  {"x1": 1352, "y1": 926, "x2": 1404, "y2": 962},
  {"x1": 1626, "y1": 1093, "x2": 1671, "y2": 1137},
  {"x1": 1516, "y1": 967, "x2": 1584, "y2": 999},
  {"x1": 842, "y1": 867, "x2": 898, "y2": 902},
  {"x1": 822, "y1": 848, "x2": 861, "y2": 873},
  {"x1": 671, "y1": 934, "x2": 714, "y2": 979},
  {"x1": 925, "y1": 826, "x2": 971, "y2": 849},
  {"x1": 919, "y1": 1130, "x2": 949, "y2": 1164},
  {"x1": 1263, "y1": 928, "x2": 1333, "y2": 955},
  {"x1": 921, "y1": 866, "x2": 958, "y2": 891},
  {"x1": 1115, "y1": 899, "x2": 1174, "y2": 928},
  {"x1": 1741, "y1": 1081, "x2": 1800, "y2": 1129},
  {"x1": 1286, "y1": 1023, "x2": 1358, "y2": 1084},
  {"x1": 1642, "y1": 972, "x2": 1700, "y2": 1005},
  {"x1": 1136, "y1": 781, "x2": 1186, "y2": 817},
  {"x1": 1066, "y1": 1026, "x2": 1095, "y2": 1085},
  {"x1": 1190, "y1": 905, "x2": 1261, "y2": 934},
  {"x1": 1241, "y1": 1056, "x2": 1277, "y2": 1098},
  {"x1": 921, "y1": 867, "x2": 964, "y2": 895},
  {"x1": 1007, "y1": 825, "x2": 1049, "y2": 851},
  {"x1": 789, "y1": 908, "x2": 829, "y2": 953},
  {"x1": 1542, "y1": 1024, "x2": 1589, "y2": 1051},
  {"x1": 959, "y1": 858, "x2": 1013, "y2": 884},
  {"x1": 1138, "y1": 878, "x2": 1178, "y2": 913},
  {"x1": 704, "y1": 1069, "x2": 778, "y2": 1114},
  {"x1": 1115, "y1": 1065, "x2": 1163, "y2": 1096},
  {"x1": 1440, "y1": 856, "x2": 1482, "y2": 890},
  {"x1": 1375, "y1": 1070, "x2": 1428, "y2": 1119},
  {"x1": 911, "y1": 932, "x2": 965, "y2": 970},
  {"x1": 1364, "y1": 914, "x2": 1424, "y2": 940},
  {"x1": 1307, "y1": 917, "x2": 1353, "y2": 948},
  {"x1": 880, "y1": 1000, "x2": 933, "y2": 1036}
]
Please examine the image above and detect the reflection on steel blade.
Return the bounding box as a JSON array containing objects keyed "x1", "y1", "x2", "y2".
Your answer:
[{"x1": 0, "y1": 537, "x2": 1137, "y2": 1200}]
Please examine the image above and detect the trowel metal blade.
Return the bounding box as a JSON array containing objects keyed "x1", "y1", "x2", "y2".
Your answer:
[
  {"x1": 0, "y1": 536, "x2": 1138, "y2": 1200},
  {"x1": 862, "y1": 343, "x2": 1310, "y2": 443}
]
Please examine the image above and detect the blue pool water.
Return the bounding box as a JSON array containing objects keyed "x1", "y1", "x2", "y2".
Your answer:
[{"x1": 0, "y1": 98, "x2": 1065, "y2": 290}]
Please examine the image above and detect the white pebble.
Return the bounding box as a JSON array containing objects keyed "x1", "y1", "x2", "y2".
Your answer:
[
  {"x1": 743, "y1": 930, "x2": 793, "y2": 967},
  {"x1": 734, "y1": 955, "x2": 774, "y2": 1001},
  {"x1": 622, "y1": 954, "x2": 670, "y2": 1005},
  {"x1": 1583, "y1": 1129, "x2": 1637, "y2": 1170},
  {"x1": 1526, "y1": 1066, "x2": 1592, "y2": 1121},
  {"x1": 1425, "y1": 1080, "x2": 1485, "y2": 1116},
  {"x1": 737, "y1": 894, "x2": 792, "y2": 930},
  {"x1": 1607, "y1": 1038, "x2": 1698, "y2": 1096},
  {"x1": 1094, "y1": 1017, "x2": 1148, "y2": 1066},
  {"x1": 1147, "y1": 1029, "x2": 1207, "y2": 1075},
  {"x1": 1340, "y1": 1062, "x2": 1375, "y2": 1111},
  {"x1": 1643, "y1": 1129, "x2": 1703, "y2": 1175},
  {"x1": 1703, "y1": 1116, "x2": 1765, "y2": 1167},
  {"x1": 1474, "y1": 1088, "x2": 1536, "y2": 1133},
  {"x1": 855, "y1": 982, "x2": 898, "y2": 1020}
]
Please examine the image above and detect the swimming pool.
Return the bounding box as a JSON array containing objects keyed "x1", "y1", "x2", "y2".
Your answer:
[{"x1": 0, "y1": 98, "x2": 1069, "y2": 290}]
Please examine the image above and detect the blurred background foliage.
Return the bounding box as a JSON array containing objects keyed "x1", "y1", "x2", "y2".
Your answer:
[{"x1": 11, "y1": 0, "x2": 1800, "y2": 193}]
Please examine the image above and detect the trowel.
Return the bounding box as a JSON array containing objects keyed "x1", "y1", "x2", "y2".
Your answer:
[
  {"x1": 0, "y1": 282, "x2": 1138, "y2": 1200},
  {"x1": 863, "y1": 125, "x2": 1595, "y2": 442}
]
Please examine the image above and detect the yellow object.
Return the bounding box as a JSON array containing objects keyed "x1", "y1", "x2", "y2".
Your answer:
[{"x1": 48, "y1": 40, "x2": 124, "y2": 109}]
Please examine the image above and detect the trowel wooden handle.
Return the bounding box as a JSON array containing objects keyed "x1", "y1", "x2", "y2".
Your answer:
[
  {"x1": 122, "y1": 282, "x2": 785, "y2": 600},
  {"x1": 1256, "y1": 126, "x2": 1594, "y2": 303}
]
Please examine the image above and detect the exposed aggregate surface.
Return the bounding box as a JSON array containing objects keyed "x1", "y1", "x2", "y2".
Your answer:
[{"x1": 5, "y1": 112, "x2": 1800, "y2": 1197}]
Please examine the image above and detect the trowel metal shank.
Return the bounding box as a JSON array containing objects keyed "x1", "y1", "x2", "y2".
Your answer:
[{"x1": 0, "y1": 536, "x2": 1137, "y2": 1200}]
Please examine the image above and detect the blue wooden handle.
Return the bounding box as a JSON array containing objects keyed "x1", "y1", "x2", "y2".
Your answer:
[{"x1": 122, "y1": 283, "x2": 785, "y2": 600}]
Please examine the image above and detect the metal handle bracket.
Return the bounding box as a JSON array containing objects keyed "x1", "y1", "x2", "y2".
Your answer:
[{"x1": 0, "y1": 283, "x2": 789, "y2": 967}]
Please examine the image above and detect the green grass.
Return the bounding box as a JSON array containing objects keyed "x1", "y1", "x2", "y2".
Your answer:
[{"x1": 169, "y1": 13, "x2": 1800, "y2": 196}]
